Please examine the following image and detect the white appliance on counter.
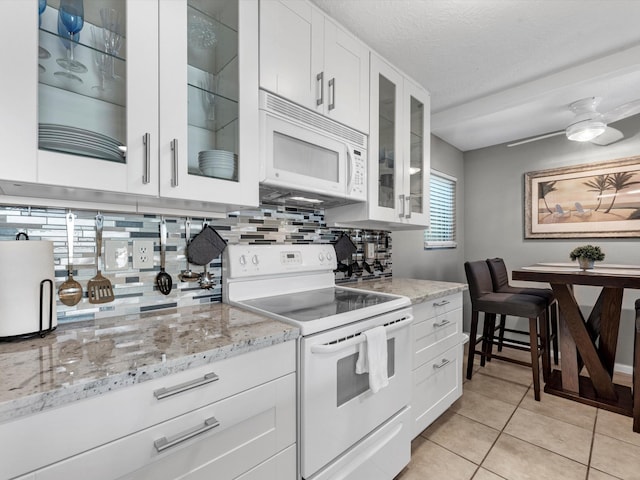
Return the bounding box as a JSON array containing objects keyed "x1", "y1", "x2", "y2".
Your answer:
[
  {"x1": 223, "y1": 244, "x2": 413, "y2": 480},
  {"x1": 259, "y1": 90, "x2": 367, "y2": 208}
]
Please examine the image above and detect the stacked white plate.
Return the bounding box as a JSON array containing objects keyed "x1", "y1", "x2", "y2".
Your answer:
[
  {"x1": 39, "y1": 124, "x2": 125, "y2": 163},
  {"x1": 198, "y1": 149, "x2": 235, "y2": 180}
]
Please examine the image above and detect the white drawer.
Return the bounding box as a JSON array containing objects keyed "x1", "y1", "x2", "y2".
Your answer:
[
  {"x1": 412, "y1": 343, "x2": 463, "y2": 438},
  {"x1": 235, "y1": 445, "x2": 296, "y2": 480},
  {"x1": 1, "y1": 341, "x2": 296, "y2": 480},
  {"x1": 413, "y1": 292, "x2": 463, "y2": 321},
  {"x1": 34, "y1": 373, "x2": 296, "y2": 480},
  {"x1": 413, "y1": 307, "x2": 462, "y2": 369}
]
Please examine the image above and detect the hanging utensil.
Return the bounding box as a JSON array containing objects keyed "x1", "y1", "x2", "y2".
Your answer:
[
  {"x1": 179, "y1": 218, "x2": 199, "y2": 282},
  {"x1": 199, "y1": 262, "x2": 214, "y2": 290},
  {"x1": 58, "y1": 212, "x2": 83, "y2": 306},
  {"x1": 156, "y1": 218, "x2": 173, "y2": 295},
  {"x1": 88, "y1": 213, "x2": 115, "y2": 304}
]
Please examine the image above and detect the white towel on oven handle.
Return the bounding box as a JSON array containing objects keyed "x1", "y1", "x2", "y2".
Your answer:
[{"x1": 355, "y1": 326, "x2": 388, "y2": 393}]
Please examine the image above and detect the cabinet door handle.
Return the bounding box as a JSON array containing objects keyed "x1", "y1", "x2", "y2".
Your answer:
[
  {"x1": 398, "y1": 194, "x2": 405, "y2": 217},
  {"x1": 171, "y1": 138, "x2": 179, "y2": 187},
  {"x1": 154, "y1": 416, "x2": 220, "y2": 452},
  {"x1": 153, "y1": 372, "x2": 219, "y2": 400},
  {"x1": 316, "y1": 72, "x2": 324, "y2": 106},
  {"x1": 433, "y1": 358, "x2": 451, "y2": 369},
  {"x1": 142, "y1": 133, "x2": 151, "y2": 184},
  {"x1": 433, "y1": 300, "x2": 450, "y2": 307},
  {"x1": 433, "y1": 318, "x2": 451, "y2": 328},
  {"x1": 405, "y1": 195, "x2": 412, "y2": 219},
  {"x1": 328, "y1": 77, "x2": 335, "y2": 110}
]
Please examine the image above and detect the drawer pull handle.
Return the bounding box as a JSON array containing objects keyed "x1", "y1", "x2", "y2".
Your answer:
[
  {"x1": 433, "y1": 358, "x2": 451, "y2": 369},
  {"x1": 153, "y1": 372, "x2": 219, "y2": 400},
  {"x1": 433, "y1": 300, "x2": 450, "y2": 307},
  {"x1": 433, "y1": 319, "x2": 451, "y2": 328},
  {"x1": 154, "y1": 416, "x2": 220, "y2": 452}
]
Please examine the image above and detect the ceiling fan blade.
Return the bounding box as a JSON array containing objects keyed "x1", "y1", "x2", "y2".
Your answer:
[
  {"x1": 589, "y1": 127, "x2": 624, "y2": 146},
  {"x1": 601, "y1": 99, "x2": 640, "y2": 124},
  {"x1": 507, "y1": 130, "x2": 564, "y2": 147}
]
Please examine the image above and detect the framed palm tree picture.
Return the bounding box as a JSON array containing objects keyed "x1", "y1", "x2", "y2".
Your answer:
[{"x1": 524, "y1": 155, "x2": 640, "y2": 238}]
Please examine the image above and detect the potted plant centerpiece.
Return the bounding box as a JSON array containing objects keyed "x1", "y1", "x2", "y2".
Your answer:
[{"x1": 570, "y1": 244, "x2": 605, "y2": 270}]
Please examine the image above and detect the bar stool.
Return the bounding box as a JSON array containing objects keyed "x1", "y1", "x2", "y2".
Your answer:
[
  {"x1": 486, "y1": 257, "x2": 559, "y2": 367},
  {"x1": 633, "y1": 299, "x2": 640, "y2": 433},
  {"x1": 464, "y1": 260, "x2": 549, "y2": 400}
]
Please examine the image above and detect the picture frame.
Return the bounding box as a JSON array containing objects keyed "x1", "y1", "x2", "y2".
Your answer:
[{"x1": 524, "y1": 155, "x2": 640, "y2": 238}]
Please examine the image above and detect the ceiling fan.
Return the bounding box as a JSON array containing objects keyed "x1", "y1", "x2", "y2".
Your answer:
[{"x1": 507, "y1": 96, "x2": 640, "y2": 147}]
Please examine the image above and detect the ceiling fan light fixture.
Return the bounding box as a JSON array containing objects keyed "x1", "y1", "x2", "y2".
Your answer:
[{"x1": 566, "y1": 119, "x2": 607, "y2": 142}]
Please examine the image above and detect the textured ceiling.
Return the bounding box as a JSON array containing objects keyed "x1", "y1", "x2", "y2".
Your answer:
[{"x1": 310, "y1": 0, "x2": 640, "y2": 151}]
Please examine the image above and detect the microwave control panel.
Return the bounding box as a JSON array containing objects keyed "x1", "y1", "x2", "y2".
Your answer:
[{"x1": 348, "y1": 149, "x2": 367, "y2": 201}]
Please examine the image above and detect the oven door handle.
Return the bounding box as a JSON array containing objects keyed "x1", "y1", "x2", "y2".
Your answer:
[{"x1": 310, "y1": 315, "x2": 413, "y2": 355}]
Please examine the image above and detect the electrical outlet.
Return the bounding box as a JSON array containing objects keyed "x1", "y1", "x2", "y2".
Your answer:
[
  {"x1": 105, "y1": 240, "x2": 129, "y2": 271},
  {"x1": 365, "y1": 242, "x2": 376, "y2": 260},
  {"x1": 132, "y1": 240, "x2": 155, "y2": 269}
]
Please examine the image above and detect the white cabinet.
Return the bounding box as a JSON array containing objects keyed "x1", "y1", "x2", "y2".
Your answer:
[
  {"x1": 259, "y1": 0, "x2": 369, "y2": 133},
  {"x1": 0, "y1": 0, "x2": 258, "y2": 214},
  {"x1": 326, "y1": 53, "x2": 430, "y2": 230},
  {"x1": 0, "y1": 341, "x2": 296, "y2": 480},
  {"x1": 411, "y1": 293, "x2": 463, "y2": 438}
]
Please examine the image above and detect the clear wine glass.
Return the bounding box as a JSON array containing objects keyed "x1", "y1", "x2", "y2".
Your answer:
[
  {"x1": 54, "y1": 15, "x2": 83, "y2": 83},
  {"x1": 55, "y1": 0, "x2": 87, "y2": 74},
  {"x1": 99, "y1": 8, "x2": 122, "y2": 81},
  {"x1": 38, "y1": 0, "x2": 51, "y2": 60},
  {"x1": 90, "y1": 26, "x2": 110, "y2": 92}
]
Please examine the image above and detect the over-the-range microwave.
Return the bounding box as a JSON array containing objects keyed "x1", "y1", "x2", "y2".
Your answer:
[{"x1": 259, "y1": 90, "x2": 367, "y2": 208}]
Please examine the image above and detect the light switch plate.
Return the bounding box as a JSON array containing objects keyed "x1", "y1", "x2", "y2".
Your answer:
[{"x1": 104, "y1": 240, "x2": 129, "y2": 271}]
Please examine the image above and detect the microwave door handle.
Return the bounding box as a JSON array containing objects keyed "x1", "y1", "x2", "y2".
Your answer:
[{"x1": 310, "y1": 315, "x2": 413, "y2": 355}]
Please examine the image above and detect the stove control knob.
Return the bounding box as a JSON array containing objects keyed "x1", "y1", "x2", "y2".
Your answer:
[
  {"x1": 318, "y1": 253, "x2": 325, "y2": 262},
  {"x1": 326, "y1": 252, "x2": 332, "y2": 261},
  {"x1": 239, "y1": 255, "x2": 247, "y2": 266},
  {"x1": 251, "y1": 255, "x2": 259, "y2": 265}
]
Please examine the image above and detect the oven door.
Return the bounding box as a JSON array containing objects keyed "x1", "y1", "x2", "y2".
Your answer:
[{"x1": 300, "y1": 308, "x2": 413, "y2": 478}]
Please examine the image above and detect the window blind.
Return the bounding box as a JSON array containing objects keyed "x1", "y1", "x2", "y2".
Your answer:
[{"x1": 424, "y1": 171, "x2": 457, "y2": 248}]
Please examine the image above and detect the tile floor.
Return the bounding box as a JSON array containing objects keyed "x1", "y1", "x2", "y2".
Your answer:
[{"x1": 396, "y1": 346, "x2": 640, "y2": 480}]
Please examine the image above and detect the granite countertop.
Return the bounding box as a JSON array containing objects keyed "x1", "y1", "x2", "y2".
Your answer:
[
  {"x1": 350, "y1": 277, "x2": 467, "y2": 304},
  {"x1": 0, "y1": 303, "x2": 298, "y2": 423}
]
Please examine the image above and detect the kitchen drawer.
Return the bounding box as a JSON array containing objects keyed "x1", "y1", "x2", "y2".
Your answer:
[
  {"x1": 34, "y1": 373, "x2": 295, "y2": 480},
  {"x1": 1, "y1": 341, "x2": 295, "y2": 480},
  {"x1": 413, "y1": 307, "x2": 462, "y2": 369},
  {"x1": 412, "y1": 343, "x2": 462, "y2": 438},
  {"x1": 413, "y1": 292, "x2": 463, "y2": 321},
  {"x1": 235, "y1": 444, "x2": 296, "y2": 480}
]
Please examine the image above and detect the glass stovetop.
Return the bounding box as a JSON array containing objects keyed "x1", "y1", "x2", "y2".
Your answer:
[{"x1": 241, "y1": 287, "x2": 398, "y2": 322}]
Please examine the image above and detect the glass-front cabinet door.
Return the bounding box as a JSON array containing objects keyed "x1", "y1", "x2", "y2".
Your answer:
[
  {"x1": 403, "y1": 77, "x2": 430, "y2": 226},
  {"x1": 369, "y1": 54, "x2": 403, "y2": 223},
  {"x1": 0, "y1": 0, "x2": 158, "y2": 198},
  {"x1": 36, "y1": 0, "x2": 159, "y2": 196},
  {"x1": 157, "y1": 0, "x2": 258, "y2": 209}
]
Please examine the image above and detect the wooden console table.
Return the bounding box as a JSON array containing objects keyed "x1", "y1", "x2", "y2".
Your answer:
[{"x1": 512, "y1": 264, "x2": 639, "y2": 432}]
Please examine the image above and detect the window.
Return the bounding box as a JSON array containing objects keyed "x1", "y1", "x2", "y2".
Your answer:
[{"x1": 424, "y1": 170, "x2": 457, "y2": 249}]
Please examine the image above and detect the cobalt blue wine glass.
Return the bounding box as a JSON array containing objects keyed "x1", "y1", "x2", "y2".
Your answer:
[
  {"x1": 54, "y1": 14, "x2": 83, "y2": 83},
  {"x1": 38, "y1": 0, "x2": 51, "y2": 60},
  {"x1": 56, "y1": 0, "x2": 87, "y2": 74}
]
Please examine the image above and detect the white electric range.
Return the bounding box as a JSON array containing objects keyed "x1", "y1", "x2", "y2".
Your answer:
[{"x1": 223, "y1": 244, "x2": 413, "y2": 480}]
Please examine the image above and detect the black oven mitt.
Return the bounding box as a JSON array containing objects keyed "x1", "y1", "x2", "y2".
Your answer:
[
  {"x1": 187, "y1": 225, "x2": 227, "y2": 266},
  {"x1": 333, "y1": 234, "x2": 357, "y2": 262}
]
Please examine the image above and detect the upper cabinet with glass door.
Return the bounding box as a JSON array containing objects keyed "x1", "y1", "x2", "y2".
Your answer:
[
  {"x1": 0, "y1": 0, "x2": 257, "y2": 213},
  {"x1": 154, "y1": 0, "x2": 259, "y2": 210},
  {"x1": 0, "y1": 0, "x2": 159, "y2": 202},
  {"x1": 259, "y1": 0, "x2": 369, "y2": 133},
  {"x1": 326, "y1": 53, "x2": 430, "y2": 229}
]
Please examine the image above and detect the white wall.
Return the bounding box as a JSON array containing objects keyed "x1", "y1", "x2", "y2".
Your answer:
[
  {"x1": 392, "y1": 135, "x2": 465, "y2": 282},
  {"x1": 464, "y1": 115, "x2": 640, "y2": 368}
]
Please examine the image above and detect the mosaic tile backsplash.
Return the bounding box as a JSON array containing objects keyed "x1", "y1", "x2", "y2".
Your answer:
[{"x1": 0, "y1": 204, "x2": 392, "y2": 325}]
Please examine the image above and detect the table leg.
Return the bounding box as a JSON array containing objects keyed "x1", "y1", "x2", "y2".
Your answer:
[
  {"x1": 551, "y1": 283, "x2": 617, "y2": 401},
  {"x1": 558, "y1": 308, "x2": 579, "y2": 393}
]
